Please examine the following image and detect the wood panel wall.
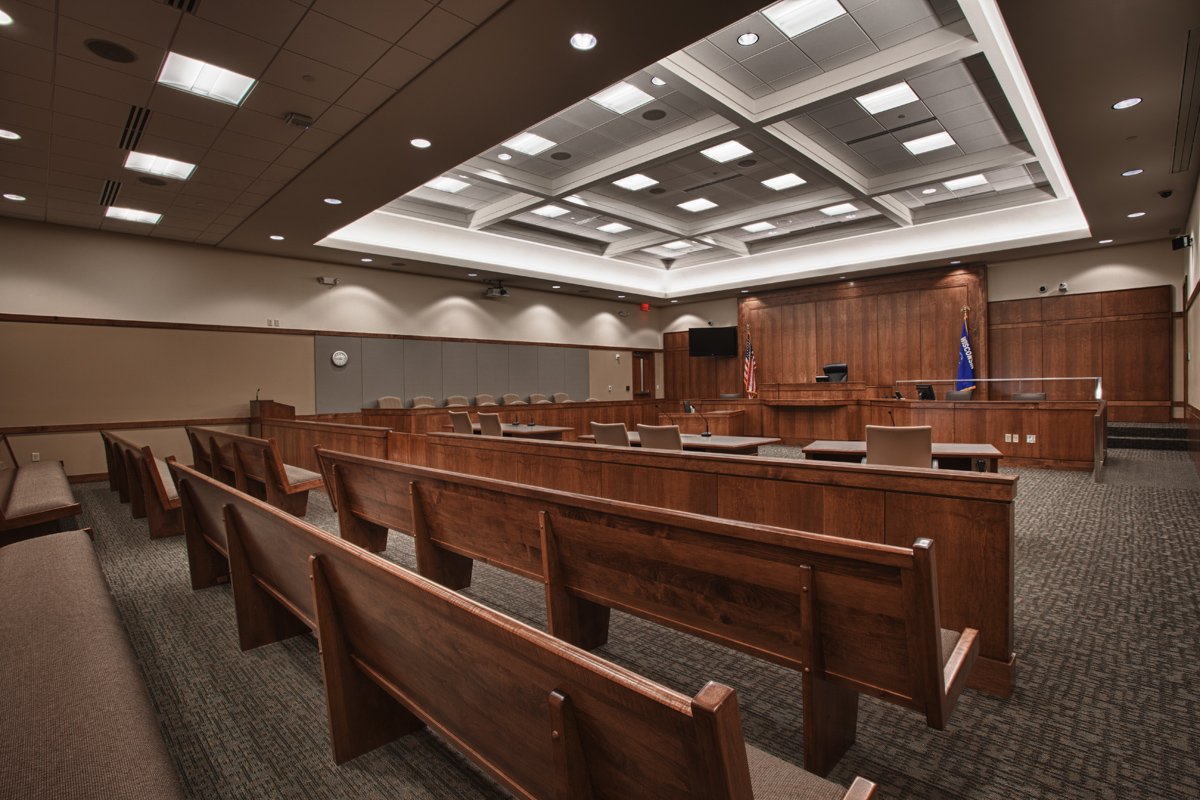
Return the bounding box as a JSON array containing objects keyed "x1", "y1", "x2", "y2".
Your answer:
[
  {"x1": 662, "y1": 331, "x2": 741, "y2": 400},
  {"x1": 988, "y1": 286, "x2": 1172, "y2": 421}
]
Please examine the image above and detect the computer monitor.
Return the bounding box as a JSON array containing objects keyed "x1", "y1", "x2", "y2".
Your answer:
[
  {"x1": 916, "y1": 384, "x2": 935, "y2": 400},
  {"x1": 823, "y1": 363, "x2": 848, "y2": 382}
]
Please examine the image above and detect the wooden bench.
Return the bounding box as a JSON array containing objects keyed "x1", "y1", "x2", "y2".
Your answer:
[
  {"x1": 0, "y1": 530, "x2": 185, "y2": 798},
  {"x1": 185, "y1": 426, "x2": 323, "y2": 516},
  {"x1": 316, "y1": 448, "x2": 978, "y2": 775},
  {"x1": 0, "y1": 433, "x2": 81, "y2": 545},
  {"x1": 166, "y1": 462, "x2": 876, "y2": 799},
  {"x1": 100, "y1": 431, "x2": 182, "y2": 539}
]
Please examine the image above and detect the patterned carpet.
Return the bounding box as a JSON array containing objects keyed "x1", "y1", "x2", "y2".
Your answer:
[{"x1": 73, "y1": 448, "x2": 1199, "y2": 799}]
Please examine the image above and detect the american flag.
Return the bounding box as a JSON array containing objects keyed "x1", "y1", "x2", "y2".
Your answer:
[{"x1": 743, "y1": 327, "x2": 758, "y2": 398}]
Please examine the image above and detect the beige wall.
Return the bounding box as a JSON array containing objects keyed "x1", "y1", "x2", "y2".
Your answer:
[
  {"x1": 587, "y1": 350, "x2": 633, "y2": 402},
  {"x1": 659, "y1": 297, "x2": 739, "y2": 333}
]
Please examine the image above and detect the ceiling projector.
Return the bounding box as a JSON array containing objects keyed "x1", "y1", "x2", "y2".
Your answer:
[{"x1": 483, "y1": 282, "x2": 509, "y2": 299}]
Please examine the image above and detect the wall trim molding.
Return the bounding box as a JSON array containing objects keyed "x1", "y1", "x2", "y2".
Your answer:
[{"x1": 1, "y1": 416, "x2": 249, "y2": 436}]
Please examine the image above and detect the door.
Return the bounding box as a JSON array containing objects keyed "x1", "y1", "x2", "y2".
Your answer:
[{"x1": 633, "y1": 351, "x2": 656, "y2": 397}]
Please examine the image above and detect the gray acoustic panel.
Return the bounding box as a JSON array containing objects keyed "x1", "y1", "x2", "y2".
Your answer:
[
  {"x1": 403, "y1": 340, "x2": 443, "y2": 407},
  {"x1": 537, "y1": 346, "x2": 565, "y2": 396},
  {"x1": 315, "y1": 335, "x2": 363, "y2": 414},
  {"x1": 360, "y1": 338, "x2": 406, "y2": 409},
  {"x1": 442, "y1": 341, "x2": 478, "y2": 401},
  {"x1": 476, "y1": 343, "x2": 509, "y2": 400},
  {"x1": 507, "y1": 345, "x2": 538, "y2": 400},
  {"x1": 564, "y1": 348, "x2": 589, "y2": 402}
]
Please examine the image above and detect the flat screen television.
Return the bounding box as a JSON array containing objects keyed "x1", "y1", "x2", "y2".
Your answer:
[{"x1": 688, "y1": 326, "x2": 738, "y2": 357}]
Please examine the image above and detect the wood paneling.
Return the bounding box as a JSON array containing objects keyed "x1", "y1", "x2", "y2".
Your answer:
[
  {"x1": 662, "y1": 331, "x2": 740, "y2": 400},
  {"x1": 364, "y1": 399, "x2": 662, "y2": 437}
]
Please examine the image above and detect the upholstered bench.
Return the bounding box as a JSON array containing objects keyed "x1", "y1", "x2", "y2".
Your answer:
[
  {"x1": 0, "y1": 530, "x2": 185, "y2": 799},
  {"x1": 0, "y1": 434, "x2": 81, "y2": 544}
]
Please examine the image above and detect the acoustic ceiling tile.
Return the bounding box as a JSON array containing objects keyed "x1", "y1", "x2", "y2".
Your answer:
[
  {"x1": 365, "y1": 46, "x2": 430, "y2": 90},
  {"x1": 146, "y1": 84, "x2": 237, "y2": 127},
  {"x1": 50, "y1": 112, "x2": 125, "y2": 150},
  {"x1": 767, "y1": 64, "x2": 825, "y2": 92},
  {"x1": 0, "y1": 38, "x2": 53, "y2": 83},
  {"x1": 48, "y1": 133, "x2": 119, "y2": 166},
  {"x1": 2, "y1": 1, "x2": 56, "y2": 49},
  {"x1": 312, "y1": 0, "x2": 432, "y2": 43},
  {"x1": 710, "y1": 14, "x2": 789, "y2": 63},
  {"x1": 132, "y1": 133, "x2": 210, "y2": 165},
  {"x1": 853, "y1": 0, "x2": 935, "y2": 39},
  {"x1": 274, "y1": 145, "x2": 319, "y2": 170},
  {"x1": 223, "y1": 109, "x2": 304, "y2": 147},
  {"x1": 871, "y1": 15, "x2": 943, "y2": 51},
  {"x1": 923, "y1": 84, "x2": 987, "y2": 115},
  {"x1": 439, "y1": 0, "x2": 505, "y2": 25},
  {"x1": 59, "y1": 0, "x2": 178, "y2": 47},
  {"x1": 2, "y1": 161, "x2": 48, "y2": 183},
  {"x1": 818, "y1": 41, "x2": 880, "y2": 72},
  {"x1": 45, "y1": 210, "x2": 101, "y2": 228},
  {"x1": 718, "y1": 62, "x2": 767, "y2": 95},
  {"x1": 55, "y1": 17, "x2": 167, "y2": 81},
  {"x1": 199, "y1": 150, "x2": 269, "y2": 178},
  {"x1": 0, "y1": 70, "x2": 52, "y2": 108},
  {"x1": 289, "y1": 126, "x2": 339, "y2": 154},
  {"x1": 336, "y1": 77, "x2": 393, "y2": 115},
  {"x1": 395, "y1": 7, "x2": 474, "y2": 60},
  {"x1": 173, "y1": 13, "x2": 280, "y2": 79},
  {"x1": 240, "y1": 82, "x2": 331, "y2": 123},
  {"x1": 741, "y1": 42, "x2": 813, "y2": 84},
  {"x1": 284, "y1": 11, "x2": 390, "y2": 74},
  {"x1": 684, "y1": 39, "x2": 737, "y2": 72},
  {"x1": 46, "y1": 155, "x2": 111, "y2": 181},
  {"x1": 54, "y1": 55, "x2": 153, "y2": 107},
  {"x1": 0, "y1": 99, "x2": 52, "y2": 133},
  {"x1": 313, "y1": 104, "x2": 365, "y2": 135},
  {"x1": 908, "y1": 62, "x2": 973, "y2": 97},
  {"x1": 794, "y1": 15, "x2": 872, "y2": 63},
  {"x1": 50, "y1": 86, "x2": 130, "y2": 127},
  {"x1": 212, "y1": 129, "x2": 289, "y2": 162},
  {"x1": 141, "y1": 111, "x2": 223, "y2": 150},
  {"x1": 261, "y1": 50, "x2": 357, "y2": 102},
  {"x1": 189, "y1": 165, "x2": 253, "y2": 190},
  {"x1": 197, "y1": 0, "x2": 309, "y2": 47}
]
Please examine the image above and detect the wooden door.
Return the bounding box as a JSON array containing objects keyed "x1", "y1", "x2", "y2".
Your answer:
[{"x1": 632, "y1": 351, "x2": 656, "y2": 397}]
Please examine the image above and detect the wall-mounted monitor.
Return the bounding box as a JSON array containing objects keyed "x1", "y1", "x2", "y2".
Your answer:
[{"x1": 688, "y1": 326, "x2": 738, "y2": 357}]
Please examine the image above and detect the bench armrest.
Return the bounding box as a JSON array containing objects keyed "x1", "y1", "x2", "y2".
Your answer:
[{"x1": 940, "y1": 626, "x2": 980, "y2": 723}]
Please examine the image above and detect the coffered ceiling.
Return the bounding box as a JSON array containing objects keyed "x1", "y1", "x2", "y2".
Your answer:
[{"x1": 1, "y1": 0, "x2": 1197, "y2": 304}]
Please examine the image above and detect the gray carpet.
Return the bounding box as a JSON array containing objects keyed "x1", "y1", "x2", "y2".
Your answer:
[{"x1": 72, "y1": 449, "x2": 1200, "y2": 799}]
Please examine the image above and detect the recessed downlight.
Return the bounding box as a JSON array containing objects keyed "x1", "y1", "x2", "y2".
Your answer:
[
  {"x1": 157, "y1": 52, "x2": 256, "y2": 106},
  {"x1": 323, "y1": 197, "x2": 342, "y2": 205},
  {"x1": 1111, "y1": 97, "x2": 1141, "y2": 110},
  {"x1": 497, "y1": 152, "x2": 512, "y2": 161},
  {"x1": 670, "y1": 299, "x2": 678, "y2": 303},
  {"x1": 269, "y1": 234, "x2": 284, "y2": 240},
  {"x1": 741, "y1": 289, "x2": 750, "y2": 293},
  {"x1": 921, "y1": 188, "x2": 937, "y2": 195},
  {"x1": 552, "y1": 285, "x2": 561, "y2": 289},
  {"x1": 360, "y1": 257, "x2": 373, "y2": 262},
  {"x1": 1121, "y1": 168, "x2": 1143, "y2": 177},
  {"x1": 737, "y1": 32, "x2": 760, "y2": 46},
  {"x1": 410, "y1": 138, "x2": 432, "y2": 148},
  {"x1": 3, "y1": 193, "x2": 26, "y2": 201},
  {"x1": 1098, "y1": 239, "x2": 1114, "y2": 244},
  {"x1": 0, "y1": 128, "x2": 22, "y2": 140},
  {"x1": 570, "y1": 33, "x2": 597, "y2": 50},
  {"x1": 651, "y1": 76, "x2": 667, "y2": 87},
  {"x1": 950, "y1": 260, "x2": 962, "y2": 265},
  {"x1": 467, "y1": 272, "x2": 478, "y2": 277},
  {"x1": 617, "y1": 294, "x2": 626, "y2": 299},
  {"x1": 0, "y1": 10, "x2": 13, "y2": 25},
  {"x1": 1127, "y1": 211, "x2": 1146, "y2": 218}
]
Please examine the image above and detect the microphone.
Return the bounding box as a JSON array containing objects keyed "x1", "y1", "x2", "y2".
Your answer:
[
  {"x1": 697, "y1": 410, "x2": 712, "y2": 437},
  {"x1": 887, "y1": 408, "x2": 895, "y2": 426},
  {"x1": 255, "y1": 387, "x2": 261, "y2": 401}
]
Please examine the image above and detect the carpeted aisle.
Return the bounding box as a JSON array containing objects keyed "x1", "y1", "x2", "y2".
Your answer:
[{"x1": 72, "y1": 448, "x2": 1199, "y2": 799}]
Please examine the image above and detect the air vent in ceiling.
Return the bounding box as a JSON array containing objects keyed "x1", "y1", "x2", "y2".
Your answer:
[
  {"x1": 119, "y1": 105, "x2": 151, "y2": 151},
  {"x1": 99, "y1": 180, "x2": 121, "y2": 207},
  {"x1": 683, "y1": 173, "x2": 741, "y2": 193},
  {"x1": 1172, "y1": 27, "x2": 1200, "y2": 173},
  {"x1": 163, "y1": 0, "x2": 200, "y2": 12}
]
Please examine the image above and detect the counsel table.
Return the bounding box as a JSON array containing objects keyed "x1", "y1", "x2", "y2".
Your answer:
[
  {"x1": 579, "y1": 432, "x2": 781, "y2": 455},
  {"x1": 802, "y1": 440, "x2": 1003, "y2": 472},
  {"x1": 460, "y1": 423, "x2": 573, "y2": 440}
]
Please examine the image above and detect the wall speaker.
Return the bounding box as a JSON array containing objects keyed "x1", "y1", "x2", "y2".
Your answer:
[{"x1": 1172, "y1": 234, "x2": 1193, "y2": 250}]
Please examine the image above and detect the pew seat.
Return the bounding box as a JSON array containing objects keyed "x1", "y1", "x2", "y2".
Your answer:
[
  {"x1": 186, "y1": 426, "x2": 323, "y2": 516},
  {"x1": 0, "y1": 530, "x2": 185, "y2": 798},
  {"x1": 0, "y1": 434, "x2": 80, "y2": 544},
  {"x1": 100, "y1": 431, "x2": 182, "y2": 538}
]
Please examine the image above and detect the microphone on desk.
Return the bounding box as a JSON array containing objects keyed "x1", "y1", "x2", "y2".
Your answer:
[
  {"x1": 256, "y1": 387, "x2": 261, "y2": 401},
  {"x1": 887, "y1": 408, "x2": 895, "y2": 426},
  {"x1": 696, "y1": 410, "x2": 712, "y2": 437}
]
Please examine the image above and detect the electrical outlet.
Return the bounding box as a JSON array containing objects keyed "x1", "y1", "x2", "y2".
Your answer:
[
  {"x1": 1026, "y1": 434, "x2": 1036, "y2": 444},
  {"x1": 31, "y1": 452, "x2": 40, "y2": 462},
  {"x1": 267, "y1": 318, "x2": 272, "y2": 326},
  {"x1": 1004, "y1": 434, "x2": 1012, "y2": 443},
  {"x1": 274, "y1": 319, "x2": 281, "y2": 327}
]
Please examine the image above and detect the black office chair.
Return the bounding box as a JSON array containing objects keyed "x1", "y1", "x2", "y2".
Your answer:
[
  {"x1": 823, "y1": 363, "x2": 848, "y2": 383},
  {"x1": 1013, "y1": 392, "x2": 1046, "y2": 401},
  {"x1": 945, "y1": 388, "x2": 973, "y2": 401}
]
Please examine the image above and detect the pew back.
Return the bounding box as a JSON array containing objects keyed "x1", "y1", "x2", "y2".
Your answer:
[{"x1": 187, "y1": 426, "x2": 324, "y2": 516}]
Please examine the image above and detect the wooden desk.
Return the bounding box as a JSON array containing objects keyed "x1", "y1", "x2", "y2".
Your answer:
[
  {"x1": 656, "y1": 410, "x2": 745, "y2": 436},
  {"x1": 579, "y1": 432, "x2": 780, "y2": 454},
  {"x1": 472, "y1": 423, "x2": 572, "y2": 441},
  {"x1": 802, "y1": 440, "x2": 1003, "y2": 472}
]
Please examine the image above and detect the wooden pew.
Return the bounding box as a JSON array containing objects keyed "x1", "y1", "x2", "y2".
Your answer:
[
  {"x1": 390, "y1": 429, "x2": 1017, "y2": 699},
  {"x1": 316, "y1": 448, "x2": 978, "y2": 775},
  {"x1": 0, "y1": 434, "x2": 81, "y2": 544},
  {"x1": 166, "y1": 462, "x2": 876, "y2": 799},
  {"x1": 185, "y1": 426, "x2": 323, "y2": 516},
  {"x1": 100, "y1": 431, "x2": 182, "y2": 539}
]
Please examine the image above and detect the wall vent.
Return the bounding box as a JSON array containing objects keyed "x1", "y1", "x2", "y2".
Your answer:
[
  {"x1": 163, "y1": 0, "x2": 200, "y2": 13},
  {"x1": 119, "y1": 105, "x2": 151, "y2": 151},
  {"x1": 99, "y1": 180, "x2": 122, "y2": 207},
  {"x1": 1172, "y1": 27, "x2": 1200, "y2": 173}
]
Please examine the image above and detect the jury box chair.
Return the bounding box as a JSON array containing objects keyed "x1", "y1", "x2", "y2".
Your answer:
[
  {"x1": 944, "y1": 389, "x2": 974, "y2": 401},
  {"x1": 1012, "y1": 392, "x2": 1047, "y2": 401},
  {"x1": 445, "y1": 395, "x2": 469, "y2": 407},
  {"x1": 475, "y1": 394, "x2": 497, "y2": 406},
  {"x1": 865, "y1": 425, "x2": 933, "y2": 469},
  {"x1": 478, "y1": 413, "x2": 504, "y2": 437},
  {"x1": 410, "y1": 396, "x2": 436, "y2": 409},
  {"x1": 552, "y1": 392, "x2": 571, "y2": 403},
  {"x1": 636, "y1": 424, "x2": 683, "y2": 451},
  {"x1": 377, "y1": 396, "x2": 404, "y2": 408},
  {"x1": 590, "y1": 421, "x2": 630, "y2": 447},
  {"x1": 448, "y1": 411, "x2": 474, "y2": 435},
  {"x1": 501, "y1": 393, "x2": 527, "y2": 405}
]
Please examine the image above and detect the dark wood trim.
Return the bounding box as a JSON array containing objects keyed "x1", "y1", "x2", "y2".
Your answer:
[
  {"x1": 68, "y1": 472, "x2": 108, "y2": 484},
  {"x1": 0, "y1": 312, "x2": 660, "y2": 354},
  {"x1": 1186, "y1": 278, "x2": 1200, "y2": 311},
  {"x1": 1, "y1": 417, "x2": 249, "y2": 436}
]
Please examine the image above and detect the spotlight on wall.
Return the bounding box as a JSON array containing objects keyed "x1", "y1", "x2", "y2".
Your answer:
[
  {"x1": 316, "y1": 276, "x2": 339, "y2": 286},
  {"x1": 1058, "y1": 282, "x2": 1069, "y2": 293}
]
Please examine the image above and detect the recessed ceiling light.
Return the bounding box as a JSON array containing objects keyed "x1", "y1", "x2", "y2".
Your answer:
[
  {"x1": 590, "y1": 81, "x2": 654, "y2": 114},
  {"x1": 819, "y1": 202, "x2": 857, "y2": 216},
  {"x1": 855, "y1": 81, "x2": 919, "y2": 114},
  {"x1": 663, "y1": 240, "x2": 691, "y2": 250},
  {"x1": 476, "y1": 169, "x2": 509, "y2": 184},
  {"x1": 950, "y1": 260, "x2": 962, "y2": 265},
  {"x1": 570, "y1": 33, "x2": 597, "y2": 50},
  {"x1": 423, "y1": 176, "x2": 470, "y2": 193},
  {"x1": 763, "y1": 0, "x2": 847, "y2": 38},
  {"x1": 678, "y1": 198, "x2": 717, "y2": 212},
  {"x1": 360, "y1": 257, "x2": 373, "y2": 262},
  {"x1": 670, "y1": 299, "x2": 678, "y2": 303},
  {"x1": 3, "y1": 193, "x2": 26, "y2": 201},
  {"x1": 903, "y1": 131, "x2": 956, "y2": 154},
  {"x1": 1098, "y1": 239, "x2": 1114, "y2": 244},
  {"x1": 564, "y1": 194, "x2": 589, "y2": 206},
  {"x1": 502, "y1": 131, "x2": 556, "y2": 156},
  {"x1": 468, "y1": 272, "x2": 478, "y2": 277},
  {"x1": 0, "y1": 128, "x2": 20, "y2": 140},
  {"x1": 921, "y1": 188, "x2": 937, "y2": 195},
  {"x1": 105, "y1": 206, "x2": 161, "y2": 224},
  {"x1": 839, "y1": 276, "x2": 847, "y2": 280},
  {"x1": 737, "y1": 32, "x2": 760, "y2": 46},
  {"x1": 552, "y1": 285, "x2": 561, "y2": 289},
  {"x1": 943, "y1": 174, "x2": 988, "y2": 191},
  {"x1": 157, "y1": 52, "x2": 256, "y2": 106},
  {"x1": 1121, "y1": 168, "x2": 1143, "y2": 177},
  {"x1": 532, "y1": 204, "x2": 570, "y2": 217},
  {"x1": 761, "y1": 172, "x2": 806, "y2": 190},
  {"x1": 497, "y1": 152, "x2": 512, "y2": 161},
  {"x1": 0, "y1": 10, "x2": 13, "y2": 25},
  {"x1": 617, "y1": 294, "x2": 626, "y2": 299},
  {"x1": 651, "y1": 76, "x2": 667, "y2": 87},
  {"x1": 323, "y1": 197, "x2": 342, "y2": 205},
  {"x1": 741, "y1": 289, "x2": 750, "y2": 293},
  {"x1": 598, "y1": 222, "x2": 632, "y2": 233},
  {"x1": 269, "y1": 234, "x2": 284, "y2": 240},
  {"x1": 613, "y1": 173, "x2": 658, "y2": 191},
  {"x1": 845, "y1": 214, "x2": 857, "y2": 219},
  {"x1": 1111, "y1": 97, "x2": 1141, "y2": 110},
  {"x1": 123, "y1": 151, "x2": 196, "y2": 180},
  {"x1": 1127, "y1": 211, "x2": 1146, "y2": 218},
  {"x1": 742, "y1": 221, "x2": 776, "y2": 233},
  {"x1": 701, "y1": 140, "x2": 753, "y2": 163},
  {"x1": 410, "y1": 138, "x2": 432, "y2": 148}
]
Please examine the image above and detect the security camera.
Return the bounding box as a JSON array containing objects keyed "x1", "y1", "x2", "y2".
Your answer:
[
  {"x1": 1158, "y1": 190, "x2": 1173, "y2": 199},
  {"x1": 1038, "y1": 285, "x2": 1047, "y2": 294},
  {"x1": 1058, "y1": 282, "x2": 1068, "y2": 293}
]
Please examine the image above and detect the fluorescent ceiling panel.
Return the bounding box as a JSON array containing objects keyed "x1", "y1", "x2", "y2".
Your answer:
[
  {"x1": 501, "y1": 131, "x2": 556, "y2": 155},
  {"x1": 105, "y1": 206, "x2": 162, "y2": 224},
  {"x1": 613, "y1": 173, "x2": 658, "y2": 190},
  {"x1": 157, "y1": 52, "x2": 256, "y2": 106},
  {"x1": 123, "y1": 151, "x2": 196, "y2": 180},
  {"x1": 531, "y1": 205, "x2": 570, "y2": 217},
  {"x1": 943, "y1": 174, "x2": 989, "y2": 191},
  {"x1": 663, "y1": 240, "x2": 692, "y2": 249},
  {"x1": 819, "y1": 202, "x2": 857, "y2": 216},
  {"x1": 903, "y1": 131, "x2": 956, "y2": 155},
  {"x1": 742, "y1": 221, "x2": 776, "y2": 232},
  {"x1": 423, "y1": 176, "x2": 470, "y2": 193},
  {"x1": 763, "y1": 0, "x2": 847, "y2": 38},
  {"x1": 598, "y1": 222, "x2": 631, "y2": 233},
  {"x1": 678, "y1": 198, "x2": 718, "y2": 212},
  {"x1": 855, "y1": 81, "x2": 919, "y2": 114},
  {"x1": 590, "y1": 81, "x2": 655, "y2": 114},
  {"x1": 565, "y1": 195, "x2": 589, "y2": 206},
  {"x1": 700, "y1": 140, "x2": 753, "y2": 163},
  {"x1": 761, "y1": 172, "x2": 807, "y2": 190}
]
